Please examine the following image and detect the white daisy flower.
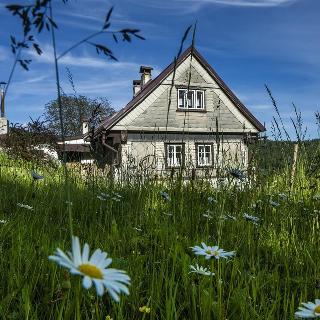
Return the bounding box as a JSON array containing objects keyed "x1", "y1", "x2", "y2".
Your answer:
[
  {"x1": 17, "y1": 203, "x2": 33, "y2": 210},
  {"x1": 243, "y1": 213, "x2": 259, "y2": 223},
  {"x1": 203, "y1": 211, "x2": 213, "y2": 219},
  {"x1": 160, "y1": 191, "x2": 170, "y2": 201},
  {"x1": 31, "y1": 170, "x2": 44, "y2": 180},
  {"x1": 208, "y1": 197, "x2": 217, "y2": 204},
  {"x1": 0, "y1": 219, "x2": 7, "y2": 224},
  {"x1": 295, "y1": 298, "x2": 320, "y2": 318},
  {"x1": 189, "y1": 264, "x2": 215, "y2": 276},
  {"x1": 191, "y1": 242, "x2": 235, "y2": 260},
  {"x1": 221, "y1": 214, "x2": 236, "y2": 221},
  {"x1": 49, "y1": 236, "x2": 130, "y2": 301},
  {"x1": 270, "y1": 200, "x2": 280, "y2": 207}
]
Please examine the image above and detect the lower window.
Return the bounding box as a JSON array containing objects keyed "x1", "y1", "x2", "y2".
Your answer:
[
  {"x1": 197, "y1": 144, "x2": 213, "y2": 167},
  {"x1": 166, "y1": 144, "x2": 183, "y2": 167}
]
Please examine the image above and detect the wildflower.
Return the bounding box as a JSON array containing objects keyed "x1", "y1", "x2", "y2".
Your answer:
[
  {"x1": 278, "y1": 193, "x2": 288, "y2": 200},
  {"x1": 270, "y1": 200, "x2": 280, "y2": 207},
  {"x1": 31, "y1": 170, "x2": 44, "y2": 180},
  {"x1": 208, "y1": 197, "x2": 217, "y2": 204},
  {"x1": 17, "y1": 203, "x2": 33, "y2": 210},
  {"x1": 243, "y1": 213, "x2": 259, "y2": 224},
  {"x1": 0, "y1": 219, "x2": 7, "y2": 224},
  {"x1": 113, "y1": 193, "x2": 122, "y2": 199},
  {"x1": 133, "y1": 227, "x2": 142, "y2": 232},
  {"x1": 221, "y1": 214, "x2": 236, "y2": 221},
  {"x1": 203, "y1": 210, "x2": 213, "y2": 219},
  {"x1": 139, "y1": 306, "x2": 151, "y2": 313},
  {"x1": 105, "y1": 316, "x2": 113, "y2": 320},
  {"x1": 228, "y1": 168, "x2": 246, "y2": 181},
  {"x1": 189, "y1": 264, "x2": 215, "y2": 276},
  {"x1": 295, "y1": 298, "x2": 320, "y2": 318},
  {"x1": 97, "y1": 194, "x2": 107, "y2": 201},
  {"x1": 313, "y1": 194, "x2": 320, "y2": 201},
  {"x1": 49, "y1": 236, "x2": 130, "y2": 301},
  {"x1": 160, "y1": 191, "x2": 170, "y2": 201},
  {"x1": 191, "y1": 242, "x2": 235, "y2": 260}
]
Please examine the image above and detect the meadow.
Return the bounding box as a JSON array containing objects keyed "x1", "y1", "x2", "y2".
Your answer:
[{"x1": 0, "y1": 143, "x2": 320, "y2": 320}]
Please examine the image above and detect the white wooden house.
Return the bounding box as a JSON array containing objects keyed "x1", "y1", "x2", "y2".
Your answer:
[{"x1": 91, "y1": 46, "x2": 265, "y2": 178}]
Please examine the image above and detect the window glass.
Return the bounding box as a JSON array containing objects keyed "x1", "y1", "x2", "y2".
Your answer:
[
  {"x1": 167, "y1": 144, "x2": 183, "y2": 167},
  {"x1": 197, "y1": 144, "x2": 212, "y2": 166},
  {"x1": 178, "y1": 90, "x2": 186, "y2": 109},
  {"x1": 196, "y1": 91, "x2": 203, "y2": 109}
]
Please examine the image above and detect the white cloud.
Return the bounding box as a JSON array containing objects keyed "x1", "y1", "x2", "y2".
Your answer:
[{"x1": 191, "y1": 0, "x2": 298, "y2": 7}]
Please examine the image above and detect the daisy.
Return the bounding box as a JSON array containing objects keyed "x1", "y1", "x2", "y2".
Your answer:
[
  {"x1": 295, "y1": 298, "x2": 320, "y2": 318},
  {"x1": 221, "y1": 214, "x2": 236, "y2": 221},
  {"x1": 208, "y1": 197, "x2": 217, "y2": 204},
  {"x1": 17, "y1": 203, "x2": 33, "y2": 210},
  {"x1": 160, "y1": 191, "x2": 170, "y2": 201},
  {"x1": 49, "y1": 236, "x2": 130, "y2": 301},
  {"x1": 31, "y1": 170, "x2": 44, "y2": 180},
  {"x1": 243, "y1": 213, "x2": 259, "y2": 224},
  {"x1": 189, "y1": 264, "x2": 215, "y2": 276},
  {"x1": 191, "y1": 242, "x2": 235, "y2": 260},
  {"x1": 270, "y1": 200, "x2": 280, "y2": 207},
  {"x1": 97, "y1": 194, "x2": 107, "y2": 201},
  {"x1": 0, "y1": 219, "x2": 7, "y2": 224}
]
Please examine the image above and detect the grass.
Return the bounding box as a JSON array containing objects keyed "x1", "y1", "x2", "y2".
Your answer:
[{"x1": 0, "y1": 149, "x2": 320, "y2": 320}]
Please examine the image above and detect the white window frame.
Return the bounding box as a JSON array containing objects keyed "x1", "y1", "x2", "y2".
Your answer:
[
  {"x1": 177, "y1": 89, "x2": 205, "y2": 110},
  {"x1": 197, "y1": 144, "x2": 213, "y2": 167},
  {"x1": 166, "y1": 144, "x2": 183, "y2": 168}
]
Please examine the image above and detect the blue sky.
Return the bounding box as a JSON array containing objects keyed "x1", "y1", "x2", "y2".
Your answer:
[{"x1": 0, "y1": 0, "x2": 319, "y2": 139}]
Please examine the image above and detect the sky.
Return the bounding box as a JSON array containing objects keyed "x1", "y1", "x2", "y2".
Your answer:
[{"x1": 0, "y1": 0, "x2": 319, "y2": 139}]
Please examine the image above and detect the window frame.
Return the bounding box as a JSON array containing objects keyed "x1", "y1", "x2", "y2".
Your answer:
[
  {"x1": 195, "y1": 143, "x2": 214, "y2": 168},
  {"x1": 177, "y1": 88, "x2": 205, "y2": 110},
  {"x1": 165, "y1": 143, "x2": 185, "y2": 168}
]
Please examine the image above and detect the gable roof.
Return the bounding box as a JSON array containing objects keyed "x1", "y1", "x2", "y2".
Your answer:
[{"x1": 95, "y1": 46, "x2": 265, "y2": 136}]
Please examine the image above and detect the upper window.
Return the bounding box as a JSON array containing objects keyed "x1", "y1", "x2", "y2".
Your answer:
[
  {"x1": 178, "y1": 89, "x2": 205, "y2": 110},
  {"x1": 166, "y1": 144, "x2": 183, "y2": 167},
  {"x1": 197, "y1": 144, "x2": 212, "y2": 167}
]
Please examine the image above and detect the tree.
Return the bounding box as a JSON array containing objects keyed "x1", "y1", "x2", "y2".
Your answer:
[{"x1": 44, "y1": 95, "x2": 115, "y2": 137}]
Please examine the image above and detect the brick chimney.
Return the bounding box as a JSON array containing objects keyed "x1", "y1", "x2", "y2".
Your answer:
[
  {"x1": 140, "y1": 66, "x2": 153, "y2": 87},
  {"x1": 133, "y1": 79, "x2": 141, "y2": 97}
]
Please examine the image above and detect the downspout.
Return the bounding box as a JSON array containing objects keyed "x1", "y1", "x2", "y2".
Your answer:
[{"x1": 102, "y1": 132, "x2": 120, "y2": 166}]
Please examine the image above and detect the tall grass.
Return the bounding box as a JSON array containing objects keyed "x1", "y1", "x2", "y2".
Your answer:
[{"x1": 0, "y1": 144, "x2": 320, "y2": 320}]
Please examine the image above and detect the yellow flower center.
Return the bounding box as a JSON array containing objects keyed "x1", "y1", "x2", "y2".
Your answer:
[
  {"x1": 315, "y1": 305, "x2": 320, "y2": 314},
  {"x1": 205, "y1": 250, "x2": 219, "y2": 256},
  {"x1": 78, "y1": 264, "x2": 103, "y2": 279}
]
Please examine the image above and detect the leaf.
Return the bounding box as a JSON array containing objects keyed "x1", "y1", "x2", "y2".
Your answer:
[
  {"x1": 103, "y1": 22, "x2": 110, "y2": 30},
  {"x1": 112, "y1": 34, "x2": 118, "y2": 43},
  {"x1": 10, "y1": 35, "x2": 16, "y2": 45},
  {"x1": 33, "y1": 43, "x2": 42, "y2": 55},
  {"x1": 6, "y1": 4, "x2": 24, "y2": 12},
  {"x1": 134, "y1": 33, "x2": 145, "y2": 40},
  {"x1": 104, "y1": 6, "x2": 113, "y2": 24},
  {"x1": 122, "y1": 33, "x2": 131, "y2": 42},
  {"x1": 48, "y1": 16, "x2": 58, "y2": 29}
]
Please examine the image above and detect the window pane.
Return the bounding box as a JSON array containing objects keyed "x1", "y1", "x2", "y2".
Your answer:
[
  {"x1": 178, "y1": 90, "x2": 186, "y2": 108},
  {"x1": 187, "y1": 91, "x2": 194, "y2": 108},
  {"x1": 196, "y1": 91, "x2": 203, "y2": 109},
  {"x1": 198, "y1": 144, "x2": 211, "y2": 166}
]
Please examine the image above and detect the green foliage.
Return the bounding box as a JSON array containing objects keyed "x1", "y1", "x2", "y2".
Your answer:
[
  {"x1": 0, "y1": 152, "x2": 320, "y2": 319},
  {"x1": 44, "y1": 95, "x2": 115, "y2": 137}
]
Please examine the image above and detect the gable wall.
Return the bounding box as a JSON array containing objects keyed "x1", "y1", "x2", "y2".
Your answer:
[{"x1": 112, "y1": 56, "x2": 258, "y2": 133}]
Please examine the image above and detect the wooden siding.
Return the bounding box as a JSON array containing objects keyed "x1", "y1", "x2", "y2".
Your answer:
[{"x1": 112, "y1": 56, "x2": 257, "y2": 133}]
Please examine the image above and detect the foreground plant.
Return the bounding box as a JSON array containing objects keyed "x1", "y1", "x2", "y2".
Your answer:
[
  {"x1": 295, "y1": 299, "x2": 320, "y2": 318},
  {"x1": 191, "y1": 242, "x2": 235, "y2": 260},
  {"x1": 49, "y1": 236, "x2": 130, "y2": 301},
  {"x1": 189, "y1": 264, "x2": 215, "y2": 276}
]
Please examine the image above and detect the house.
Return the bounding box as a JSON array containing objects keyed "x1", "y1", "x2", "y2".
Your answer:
[{"x1": 90, "y1": 46, "x2": 265, "y2": 179}]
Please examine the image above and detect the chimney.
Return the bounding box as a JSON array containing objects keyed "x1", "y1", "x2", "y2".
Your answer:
[
  {"x1": 0, "y1": 88, "x2": 8, "y2": 135},
  {"x1": 82, "y1": 120, "x2": 89, "y2": 135},
  {"x1": 133, "y1": 80, "x2": 141, "y2": 97},
  {"x1": 140, "y1": 66, "x2": 153, "y2": 87},
  {"x1": 0, "y1": 88, "x2": 4, "y2": 118}
]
